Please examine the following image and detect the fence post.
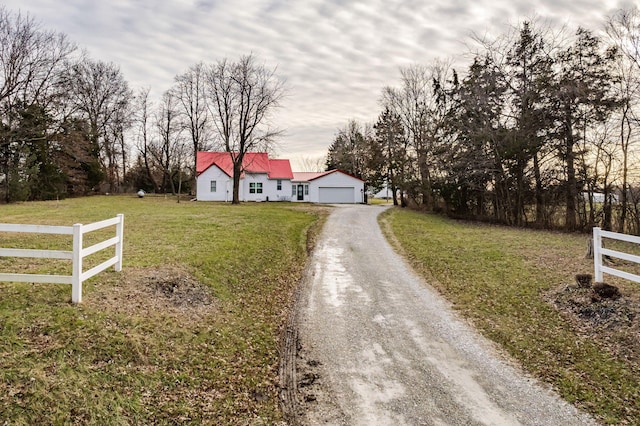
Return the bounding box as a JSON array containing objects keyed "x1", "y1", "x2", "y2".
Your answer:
[
  {"x1": 115, "y1": 213, "x2": 124, "y2": 272},
  {"x1": 593, "y1": 227, "x2": 603, "y2": 282},
  {"x1": 71, "y1": 223, "x2": 83, "y2": 303}
]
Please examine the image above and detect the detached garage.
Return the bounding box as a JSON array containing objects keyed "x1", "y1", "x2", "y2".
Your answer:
[{"x1": 292, "y1": 170, "x2": 365, "y2": 204}]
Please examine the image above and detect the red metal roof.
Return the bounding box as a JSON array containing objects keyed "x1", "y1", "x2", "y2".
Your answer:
[
  {"x1": 268, "y1": 159, "x2": 294, "y2": 179},
  {"x1": 196, "y1": 152, "x2": 234, "y2": 176},
  {"x1": 196, "y1": 152, "x2": 293, "y2": 179},
  {"x1": 243, "y1": 152, "x2": 271, "y2": 174}
]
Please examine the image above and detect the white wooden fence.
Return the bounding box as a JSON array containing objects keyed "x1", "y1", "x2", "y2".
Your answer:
[
  {"x1": 0, "y1": 214, "x2": 124, "y2": 303},
  {"x1": 593, "y1": 226, "x2": 640, "y2": 283}
]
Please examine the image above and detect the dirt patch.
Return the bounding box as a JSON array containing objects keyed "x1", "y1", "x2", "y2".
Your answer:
[
  {"x1": 547, "y1": 280, "x2": 640, "y2": 364},
  {"x1": 87, "y1": 265, "x2": 217, "y2": 320}
]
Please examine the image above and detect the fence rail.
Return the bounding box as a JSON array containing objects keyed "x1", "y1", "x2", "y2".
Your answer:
[
  {"x1": 0, "y1": 214, "x2": 124, "y2": 303},
  {"x1": 593, "y1": 227, "x2": 640, "y2": 284}
]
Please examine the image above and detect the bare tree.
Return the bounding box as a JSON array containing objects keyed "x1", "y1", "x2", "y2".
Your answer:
[
  {"x1": 0, "y1": 7, "x2": 70, "y2": 106},
  {"x1": 106, "y1": 99, "x2": 134, "y2": 192},
  {"x1": 383, "y1": 60, "x2": 454, "y2": 209},
  {"x1": 152, "y1": 89, "x2": 185, "y2": 195},
  {"x1": 386, "y1": 65, "x2": 433, "y2": 207},
  {"x1": 606, "y1": 6, "x2": 640, "y2": 232},
  {"x1": 296, "y1": 155, "x2": 327, "y2": 172},
  {"x1": 606, "y1": 6, "x2": 640, "y2": 70},
  {"x1": 64, "y1": 57, "x2": 133, "y2": 191},
  {"x1": 174, "y1": 62, "x2": 210, "y2": 194},
  {"x1": 205, "y1": 54, "x2": 284, "y2": 204},
  {"x1": 134, "y1": 87, "x2": 159, "y2": 192}
]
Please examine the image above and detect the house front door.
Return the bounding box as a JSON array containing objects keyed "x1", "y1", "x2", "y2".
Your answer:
[{"x1": 297, "y1": 184, "x2": 304, "y2": 201}]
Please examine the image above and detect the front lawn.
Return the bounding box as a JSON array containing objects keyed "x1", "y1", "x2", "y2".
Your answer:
[{"x1": 0, "y1": 196, "x2": 325, "y2": 424}]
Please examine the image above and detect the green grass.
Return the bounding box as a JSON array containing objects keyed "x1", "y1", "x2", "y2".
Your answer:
[
  {"x1": 380, "y1": 208, "x2": 640, "y2": 425},
  {"x1": 0, "y1": 195, "x2": 325, "y2": 425},
  {"x1": 368, "y1": 197, "x2": 394, "y2": 205}
]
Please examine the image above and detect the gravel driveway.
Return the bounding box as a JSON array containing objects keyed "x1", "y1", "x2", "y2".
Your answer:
[{"x1": 281, "y1": 204, "x2": 598, "y2": 426}]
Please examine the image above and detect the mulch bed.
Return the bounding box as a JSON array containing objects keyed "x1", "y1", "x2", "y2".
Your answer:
[{"x1": 548, "y1": 276, "x2": 640, "y2": 364}]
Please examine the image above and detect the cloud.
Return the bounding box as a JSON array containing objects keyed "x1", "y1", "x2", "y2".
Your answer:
[{"x1": 2, "y1": 0, "x2": 633, "y2": 159}]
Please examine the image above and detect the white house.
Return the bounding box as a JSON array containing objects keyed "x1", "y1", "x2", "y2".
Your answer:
[
  {"x1": 583, "y1": 192, "x2": 619, "y2": 204},
  {"x1": 292, "y1": 170, "x2": 365, "y2": 204},
  {"x1": 196, "y1": 152, "x2": 366, "y2": 203},
  {"x1": 371, "y1": 184, "x2": 393, "y2": 199},
  {"x1": 196, "y1": 152, "x2": 293, "y2": 202}
]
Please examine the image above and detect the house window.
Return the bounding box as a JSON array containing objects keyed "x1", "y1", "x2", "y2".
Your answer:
[
  {"x1": 304, "y1": 185, "x2": 309, "y2": 195},
  {"x1": 249, "y1": 182, "x2": 263, "y2": 194},
  {"x1": 292, "y1": 185, "x2": 296, "y2": 196},
  {"x1": 210, "y1": 180, "x2": 216, "y2": 192},
  {"x1": 277, "y1": 179, "x2": 282, "y2": 191}
]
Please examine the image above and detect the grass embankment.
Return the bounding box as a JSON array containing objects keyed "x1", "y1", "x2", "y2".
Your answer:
[
  {"x1": 381, "y1": 208, "x2": 640, "y2": 425},
  {"x1": 0, "y1": 196, "x2": 325, "y2": 425}
]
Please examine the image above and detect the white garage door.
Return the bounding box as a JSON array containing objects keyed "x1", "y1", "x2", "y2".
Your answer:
[{"x1": 319, "y1": 187, "x2": 355, "y2": 203}]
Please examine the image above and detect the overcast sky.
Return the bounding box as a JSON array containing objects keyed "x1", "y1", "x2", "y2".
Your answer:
[{"x1": 2, "y1": 0, "x2": 635, "y2": 168}]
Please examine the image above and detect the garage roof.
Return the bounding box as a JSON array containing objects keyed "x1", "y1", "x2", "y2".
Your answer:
[{"x1": 292, "y1": 169, "x2": 364, "y2": 182}]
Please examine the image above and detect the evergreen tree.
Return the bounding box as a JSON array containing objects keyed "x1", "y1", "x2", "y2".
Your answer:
[
  {"x1": 373, "y1": 107, "x2": 407, "y2": 206},
  {"x1": 552, "y1": 28, "x2": 619, "y2": 230}
]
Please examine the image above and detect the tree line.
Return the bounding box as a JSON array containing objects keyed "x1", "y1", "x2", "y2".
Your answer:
[
  {"x1": 327, "y1": 8, "x2": 640, "y2": 233},
  {"x1": 6, "y1": 3, "x2": 640, "y2": 230},
  {"x1": 0, "y1": 6, "x2": 283, "y2": 203},
  {"x1": 0, "y1": 6, "x2": 133, "y2": 202}
]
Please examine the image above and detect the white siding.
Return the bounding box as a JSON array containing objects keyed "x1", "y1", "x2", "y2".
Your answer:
[
  {"x1": 197, "y1": 166, "x2": 293, "y2": 202},
  {"x1": 196, "y1": 165, "x2": 232, "y2": 201},
  {"x1": 265, "y1": 178, "x2": 293, "y2": 201},
  {"x1": 308, "y1": 172, "x2": 364, "y2": 204},
  {"x1": 236, "y1": 173, "x2": 293, "y2": 202},
  {"x1": 242, "y1": 173, "x2": 270, "y2": 201}
]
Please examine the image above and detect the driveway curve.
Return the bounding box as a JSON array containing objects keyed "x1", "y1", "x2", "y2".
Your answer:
[{"x1": 282, "y1": 204, "x2": 597, "y2": 426}]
